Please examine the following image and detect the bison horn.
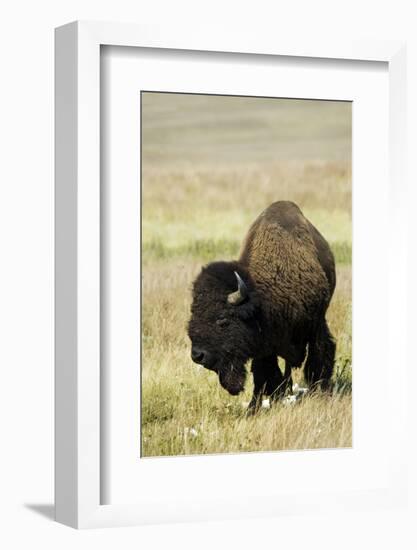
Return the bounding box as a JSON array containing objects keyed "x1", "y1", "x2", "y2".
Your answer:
[{"x1": 227, "y1": 271, "x2": 248, "y2": 305}]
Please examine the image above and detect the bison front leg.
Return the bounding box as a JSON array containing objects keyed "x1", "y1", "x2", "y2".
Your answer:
[
  {"x1": 304, "y1": 319, "x2": 335, "y2": 390},
  {"x1": 248, "y1": 355, "x2": 285, "y2": 412}
]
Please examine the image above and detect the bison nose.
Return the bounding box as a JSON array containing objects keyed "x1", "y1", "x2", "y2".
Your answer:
[{"x1": 191, "y1": 346, "x2": 206, "y2": 364}]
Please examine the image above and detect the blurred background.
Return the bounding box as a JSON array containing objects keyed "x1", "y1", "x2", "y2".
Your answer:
[
  {"x1": 141, "y1": 92, "x2": 352, "y2": 457},
  {"x1": 142, "y1": 93, "x2": 351, "y2": 164}
]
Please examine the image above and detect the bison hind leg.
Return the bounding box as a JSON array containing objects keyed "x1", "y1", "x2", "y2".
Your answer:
[{"x1": 304, "y1": 319, "x2": 335, "y2": 390}]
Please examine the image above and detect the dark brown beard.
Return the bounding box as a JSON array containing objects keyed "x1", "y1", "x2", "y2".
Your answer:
[{"x1": 218, "y1": 363, "x2": 246, "y2": 395}]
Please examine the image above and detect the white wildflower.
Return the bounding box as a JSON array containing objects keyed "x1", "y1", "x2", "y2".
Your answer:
[
  {"x1": 292, "y1": 384, "x2": 308, "y2": 398},
  {"x1": 283, "y1": 395, "x2": 298, "y2": 405}
]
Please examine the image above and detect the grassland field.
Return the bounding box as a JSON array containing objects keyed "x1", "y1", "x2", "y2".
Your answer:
[{"x1": 141, "y1": 93, "x2": 352, "y2": 457}]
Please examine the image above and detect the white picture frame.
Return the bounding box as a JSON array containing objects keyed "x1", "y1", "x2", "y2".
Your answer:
[{"x1": 55, "y1": 21, "x2": 407, "y2": 529}]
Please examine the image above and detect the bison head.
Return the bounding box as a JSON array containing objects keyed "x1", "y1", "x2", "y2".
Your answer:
[{"x1": 188, "y1": 261, "x2": 261, "y2": 395}]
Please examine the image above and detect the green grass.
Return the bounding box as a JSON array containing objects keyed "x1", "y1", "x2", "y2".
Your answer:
[
  {"x1": 143, "y1": 237, "x2": 351, "y2": 265},
  {"x1": 143, "y1": 237, "x2": 240, "y2": 262}
]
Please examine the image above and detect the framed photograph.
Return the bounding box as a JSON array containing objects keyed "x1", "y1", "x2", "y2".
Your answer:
[{"x1": 55, "y1": 21, "x2": 407, "y2": 528}]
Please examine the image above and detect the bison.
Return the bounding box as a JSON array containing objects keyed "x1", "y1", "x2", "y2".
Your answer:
[{"x1": 188, "y1": 201, "x2": 336, "y2": 410}]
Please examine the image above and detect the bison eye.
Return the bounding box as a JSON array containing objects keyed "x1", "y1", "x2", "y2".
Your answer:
[{"x1": 216, "y1": 317, "x2": 229, "y2": 327}]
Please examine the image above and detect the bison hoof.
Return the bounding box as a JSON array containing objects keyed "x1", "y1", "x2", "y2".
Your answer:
[
  {"x1": 246, "y1": 399, "x2": 261, "y2": 415},
  {"x1": 246, "y1": 397, "x2": 271, "y2": 414}
]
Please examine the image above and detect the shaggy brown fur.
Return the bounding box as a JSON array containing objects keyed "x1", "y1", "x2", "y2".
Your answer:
[{"x1": 188, "y1": 201, "x2": 336, "y2": 409}]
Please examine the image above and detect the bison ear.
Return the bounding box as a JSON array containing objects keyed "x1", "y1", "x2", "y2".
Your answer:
[{"x1": 227, "y1": 271, "x2": 248, "y2": 305}]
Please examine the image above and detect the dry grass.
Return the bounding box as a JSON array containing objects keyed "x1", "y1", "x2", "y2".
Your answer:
[
  {"x1": 141, "y1": 92, "x2": 352, "y2": 457},
  {"x1": 142, "y1": 162, "x2": 351, "y2": 249},
  {"x1": 142, "y1": 390, "x2": 351, "y2": 457}
]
